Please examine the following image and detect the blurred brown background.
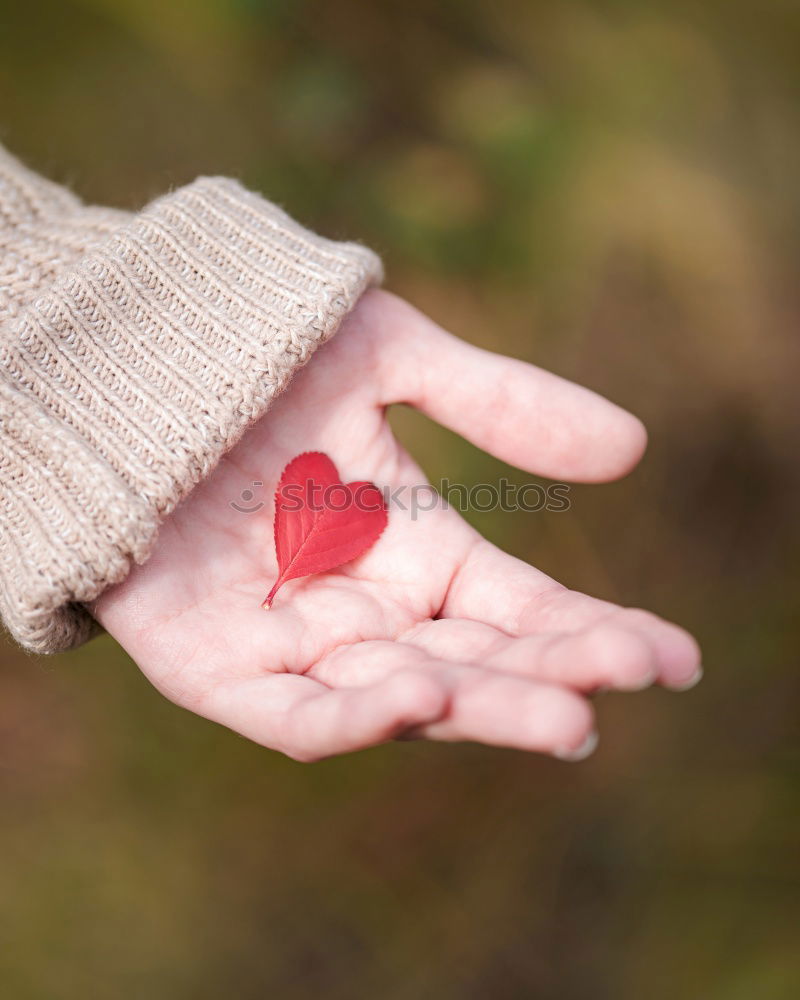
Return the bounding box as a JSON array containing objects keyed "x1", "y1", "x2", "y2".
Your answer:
[{"x1": 1, "y1": 1, "x2": 799, "y2": 997}]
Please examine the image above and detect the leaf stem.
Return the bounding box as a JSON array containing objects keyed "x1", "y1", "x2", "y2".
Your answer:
[{"x1": 261, "y1": 581, "x2": 279, "y2": 610}]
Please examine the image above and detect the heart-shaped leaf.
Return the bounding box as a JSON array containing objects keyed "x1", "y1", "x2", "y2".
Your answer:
[{"x1": 262, "y1": 452, "x2": 388, "y2": 609}]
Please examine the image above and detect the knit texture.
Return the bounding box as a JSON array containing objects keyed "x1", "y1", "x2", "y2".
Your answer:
[{"x1": 0, "y1": 146, "x2": 382, "y2": 653}]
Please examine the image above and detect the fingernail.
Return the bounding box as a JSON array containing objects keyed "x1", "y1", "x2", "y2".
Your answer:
[
  {"x1": 594, "y1": 668, "x2": 657, "y2": 695},
  {"x1": 554, "y1": 730, "x2": 599, "y2": 762},
  {"x1": 668, "y1": 664, "x2": 704, "y2": 692},
  {"x1": 620, "y1": 667, "x2": 659, "y2": 692}
]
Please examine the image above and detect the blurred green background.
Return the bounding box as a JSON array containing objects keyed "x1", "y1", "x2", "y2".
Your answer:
[{"x1": 1, "y1": 1, "x2": 799, "y2": 997}]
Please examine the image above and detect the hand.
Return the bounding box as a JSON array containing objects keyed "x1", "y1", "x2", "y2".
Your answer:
[{"x1": 93, "y1": 290, "x2": 701, "y2": 762}]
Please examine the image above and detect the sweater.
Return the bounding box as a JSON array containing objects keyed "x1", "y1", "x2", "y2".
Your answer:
[{"x1": 0, "y1": 145, "x2": 382, "y2": 654}]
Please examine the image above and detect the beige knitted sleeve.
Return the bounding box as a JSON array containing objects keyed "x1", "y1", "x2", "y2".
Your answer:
[{"x1": 0, "y1": 145, "x2": 382, "y2": 654}]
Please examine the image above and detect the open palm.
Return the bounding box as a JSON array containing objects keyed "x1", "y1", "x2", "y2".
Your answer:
[{"x1": 93, "y1": 291, "x2": 701, "y2": 761}]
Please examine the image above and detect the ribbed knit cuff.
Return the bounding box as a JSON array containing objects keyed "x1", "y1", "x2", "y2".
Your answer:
[{"x1": 0, "y1": 177, "x2": 382, "y2": 653}]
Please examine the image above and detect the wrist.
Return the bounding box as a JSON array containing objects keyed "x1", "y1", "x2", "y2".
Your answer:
[{"x1": 0, "y1": 176, "x2": 382, "y2": 653}]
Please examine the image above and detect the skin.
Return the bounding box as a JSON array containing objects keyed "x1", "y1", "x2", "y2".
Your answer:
[{"x1": 93, "y1": 290, "x2": 701, "y2": 763}]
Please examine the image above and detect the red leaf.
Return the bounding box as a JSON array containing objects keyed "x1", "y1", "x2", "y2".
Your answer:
[{"x1": 262, "y1": 452, "x2": 388, "y2": 609}]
